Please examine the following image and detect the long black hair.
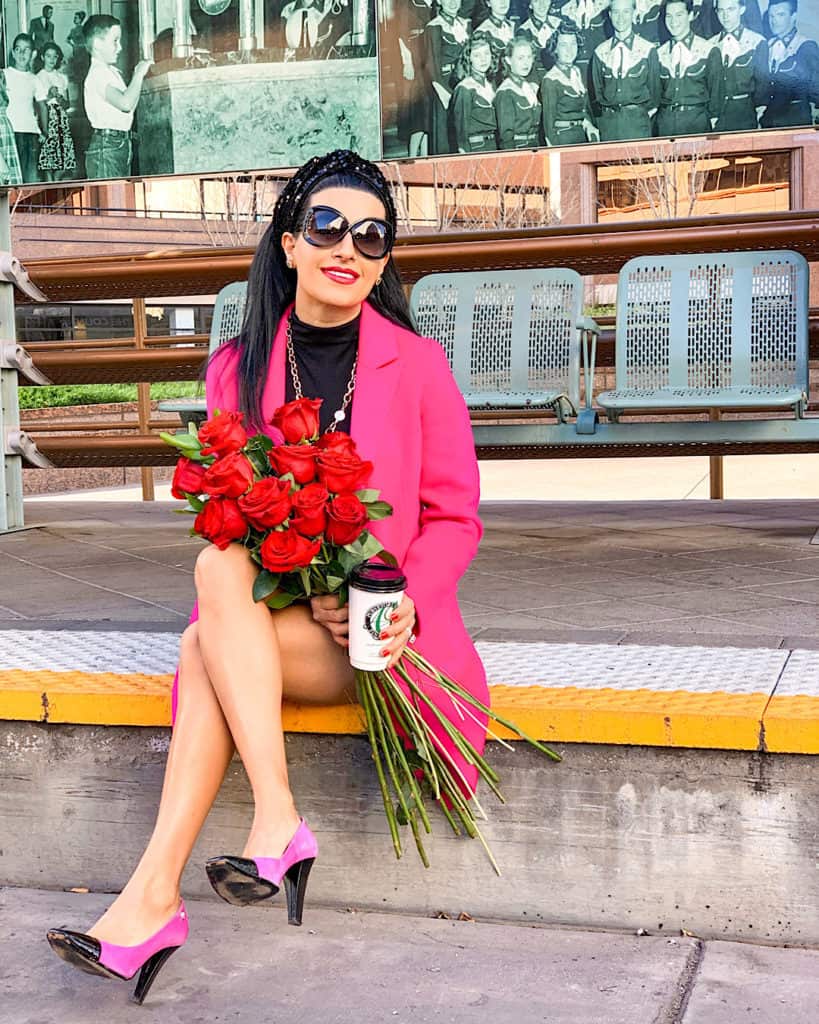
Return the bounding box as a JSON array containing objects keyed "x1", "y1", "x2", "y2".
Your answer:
[{"x1": 203, "y1": 150, "x2": 415, "y2": 434}]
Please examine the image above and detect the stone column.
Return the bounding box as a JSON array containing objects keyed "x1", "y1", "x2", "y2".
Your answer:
[
  {"x1": 138, "y1": 0, "x2": 156, "y2": 61},
  {"x1": 173, "y1": 0, "x2": 193, "y2": 58},
  {"x1": 239, "y1": 0, "x2": 257, "y2": 51},
  {"x1": 18, "y1": 0, "x2": 29, "y2": 31}
]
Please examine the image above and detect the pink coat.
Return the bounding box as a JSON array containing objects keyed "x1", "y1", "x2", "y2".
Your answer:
[{"x1": 171, "y1": 300, "x2": 489, "y2": 796}]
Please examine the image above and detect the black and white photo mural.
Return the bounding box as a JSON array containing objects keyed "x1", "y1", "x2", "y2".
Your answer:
[
  {"x1": 379, "y1": 0, "x2": 819, "y2": 157},
  {"x1": 0, "y1": 0, "x2": 378, "y2": 185},
  {"x1": 1, "y1": 0, "x2": 816, "y2": 184}
]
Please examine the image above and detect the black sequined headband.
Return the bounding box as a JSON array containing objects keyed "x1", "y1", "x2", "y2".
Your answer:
[{"x1": 271, "y1": 149, "x2": 397, "y2": 245}]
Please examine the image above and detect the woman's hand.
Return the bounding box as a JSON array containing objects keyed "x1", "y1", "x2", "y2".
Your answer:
[
  {"x1": 310, "y1": 593, "x2": 349, "y2": 648},
  {"x1": 379, "y1": 594, "x2": 416, "y2": 670}
]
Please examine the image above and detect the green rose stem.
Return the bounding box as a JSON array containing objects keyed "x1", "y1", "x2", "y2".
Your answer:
[{"x1": 356, "y1": 672, "x2": 402, "y2": 860}]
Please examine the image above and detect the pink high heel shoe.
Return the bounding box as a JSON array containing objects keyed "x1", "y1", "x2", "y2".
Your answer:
[
  {"x1": 205, "y1": 817, "x2": 318, "y2": 925},
  {"x1": 46, "y1": 900, "x2": 189, "y2": 1005}
]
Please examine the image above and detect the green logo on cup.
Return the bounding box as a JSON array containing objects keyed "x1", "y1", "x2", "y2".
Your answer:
[{"x1": 365, "y1": 601, "x2": 397, "y2": 641}]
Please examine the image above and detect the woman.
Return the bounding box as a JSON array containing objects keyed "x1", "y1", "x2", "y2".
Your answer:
[
  {"x1": 45, "y1": 150, "x2": 489, "y2": 1004},
  {"x1": 35, "y1": 42, "x2": 76, "y2": 181},
  {"x1": 420, "y1": 0, "x2": 470, "y2": 154},
  {"x1": 494, "y1": 36, "x2": 541, "y2": 149},
  {"x1": 540, "y1": 25, "x2": 598, "y2": 146},
  {"x1": 0, "y1": 70, "x2": 23, "y2": 186},
  {"x1": 451, "y1": 35, "x2": 498, "y2": 152}
]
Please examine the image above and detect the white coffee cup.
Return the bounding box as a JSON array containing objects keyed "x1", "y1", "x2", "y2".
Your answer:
[{"x1": 348, "y1": 562, "x2": 408, "y2": 671}]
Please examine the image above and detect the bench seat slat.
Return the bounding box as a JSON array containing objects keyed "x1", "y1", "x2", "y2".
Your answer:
[{"x1": 598, "y1": 385, "x2": 806, "y2": 411}]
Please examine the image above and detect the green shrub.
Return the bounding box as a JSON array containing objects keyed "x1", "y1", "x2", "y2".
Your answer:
[{"x1": 19, "y1": 381, "x2": 203, "y2": 410}]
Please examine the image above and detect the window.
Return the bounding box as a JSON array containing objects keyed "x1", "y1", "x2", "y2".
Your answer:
[{"x1": 596, "y1": 150, "x2": 791, "y2": 223}]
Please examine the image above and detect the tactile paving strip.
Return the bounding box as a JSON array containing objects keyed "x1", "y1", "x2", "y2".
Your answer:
[
  {"x1": 0, "y1": 630, "x2": 181, "y2": 675},
  {"x1": 0, "y1": 631, "x2": 817, "y2": 751},
  {"x1": 475, "y1": 641, "x2": 788, "y2": 694}
]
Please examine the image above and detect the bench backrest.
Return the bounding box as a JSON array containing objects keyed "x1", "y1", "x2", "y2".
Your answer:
[
  {"x1": 410, "y1": 269, "x2": 583, "y2": 408},
  {"x1": 209, "y1": 281, "x2": 248, "y2": 355},
  {"x1": 615, "y1": 251, "x2": 809, "y2": 393}
]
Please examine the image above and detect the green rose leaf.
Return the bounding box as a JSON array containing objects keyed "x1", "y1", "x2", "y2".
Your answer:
[
  {"x1": 265, "y1": 590, "x2": 300, "y2": 610},
  {"x1": 252, "y1": 570, "x2": 281, "y2": 602},
  {"x1": 365, "y1": 501, "x2": 393, "y2": 520},
  {"x1": 355, "y1": 488, "x2": 380, "y2": 503}
]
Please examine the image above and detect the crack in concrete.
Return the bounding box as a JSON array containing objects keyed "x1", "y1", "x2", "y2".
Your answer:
[{"x1": 657, "y1": 938, "x2": 704, "y2": 1024}]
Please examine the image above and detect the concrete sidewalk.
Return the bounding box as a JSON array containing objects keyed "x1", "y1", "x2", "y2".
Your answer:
[{"x1": 3, "y1": 887, "x2": 818, "y2": 1024}]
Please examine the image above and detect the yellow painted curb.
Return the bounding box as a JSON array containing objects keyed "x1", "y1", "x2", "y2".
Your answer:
[
  {"x1": 761, "y1": 695, "x2": 819, "y2": 754},
  {"x1": 0, "y1": 670, "x2": 792, "y2": 751}
]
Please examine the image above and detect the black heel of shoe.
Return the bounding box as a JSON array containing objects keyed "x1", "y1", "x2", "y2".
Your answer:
[
  {"x1": 283, "y1": 857, "x2": 314, "y2": 926},
  {"x1": 130, "y1": 946, "x2": 180, "y2": 1006}
]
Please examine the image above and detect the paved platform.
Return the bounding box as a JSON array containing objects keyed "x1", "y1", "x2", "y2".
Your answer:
[
  {"x1": 2, "y1": 498, "x2": 819, "y2": 751},
  {"x1": 3, "y1": 887, "x2": 818, "y2": 1024}
]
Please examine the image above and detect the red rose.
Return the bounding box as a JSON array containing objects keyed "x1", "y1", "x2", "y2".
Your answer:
[
  {"x1": 194, "y1": 497, "x2": 248, "y2": 550},
  {"x1": 259, "y1": 528, "x2": 321, "y2": 572},
  {"x1": 171, "y1": 456, "x2": 207, "y2": 499},
  {"x1": 268, "y1": 443, "x2": 318, "y2": 484},
  {"x1": 202, "y1": 452, "x2": 255, "y2": 499},
  {"x1": 271, "y1": 398, "x2": 322, "y2": 444},
  {"x1": 316, "y1": 432, "x2": 357, "y2": 455},
  {"x1": 290, "y1": 481, "x2": 329, "y2": 536},
  {"x1": 198, "y1": 410, "x2": 247, "y2": 457},
  {"x1": 237, "y1": 477, "x2": 292, "y2": 529},
  {"x1": 315, "y1": 449, "x2": 373, "y2": 494},
  {"x1": 325, "y1": 493, "x2": 369, "y2": 546}
]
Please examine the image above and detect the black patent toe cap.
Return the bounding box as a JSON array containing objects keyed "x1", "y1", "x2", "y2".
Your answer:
[{"x1": 47, "y1": 928, "x2": 101, "y2": 962}]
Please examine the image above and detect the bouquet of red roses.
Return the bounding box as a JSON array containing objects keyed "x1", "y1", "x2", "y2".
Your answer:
[{"x1": 162, "y1": 400, "x2": 559, "y2": 872}]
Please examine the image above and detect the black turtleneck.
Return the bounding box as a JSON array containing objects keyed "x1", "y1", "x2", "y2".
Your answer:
[{"x1": 283, "y1": 310, "x2": 360, "y2": 436}]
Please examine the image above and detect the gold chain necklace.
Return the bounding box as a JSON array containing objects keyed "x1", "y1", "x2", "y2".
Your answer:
[{"x1": 286, "y1": 313, "x2": 358, "y2": 434}]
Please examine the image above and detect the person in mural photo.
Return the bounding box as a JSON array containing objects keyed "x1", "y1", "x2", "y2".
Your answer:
[
  {"x1": 421, "y1": 0, "x2": 470, "y2": 153},
  {"x1": 451, "y1": 34, "x2": 498, "y2": 150},
  {"x1": 757, "y1": 0, "x2": 819, "y2": 127},
  {"x1": 46, "y1": 148, "x2": 489, "y2": 1010},
  {"x1": 66, "y1": 11, "x2": 90, "y2": 93},
  {"x1": 655, "y1": 0, "x2": 724, "y2": 136},
  {"x1": 590, "y1": 0, "x2": 660, "y2": 140},
  {"x1": 0, "y1": 68, "x2": 23, "y2": 185},
  {"x1": 710, "y1": 0, "x2": 767, "y2": 131},
  {"x1": 396, "y1": 0, "x2": 435, "y2": 156},
  {"x1": 29, "y1": 3, "x2": 55, "y2": 71},
  {"x1": 5, "y1": 33, "x2": 42, "y2": 183},
  {"x1": 541, "y1": 24, "x2": 599, "y2": 143},
  {"x1": 517, "y1": 0, "x2": 563, "y2": 79},
  {"x1": 83, "y1": 13, "x2": 152, "y2": 180},
  {"x1": 494, "y1": 35, "x2": 541, "y2": 147},
  {"x1": 553, "y1": 0, "x2": 611, "y2": 73},
  {"x1": 35, "y1": 41, "x2": 77, "y2": 181},
  {"x1": 472, "y1": 0, "x2": 515, "y2": 80}
]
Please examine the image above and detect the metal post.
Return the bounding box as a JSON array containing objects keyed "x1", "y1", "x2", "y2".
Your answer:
[
  {"x1": 0, "y1": 192, "x2": 25, "y2": 531},
  {"x1": 138, "y1": 0, "x2": 156, "y2": 62},
  {"x1": 548, "y1": 150, "x2": 561, "y2": 223},
  {"x1": 239, "y1": 0, "x2": 257, "y2": 52},
  {"x1": 709, "y1": 409, "x2": 724, "y2": 499},
  {"x1": 173, "y1": 0, "x2": 193, "y2": 59},
  {"x1": 19, "y1": 0, "x2": 30, "y2": 30},
  {"x1": 133, "y1": 297, "x2": 155, "y2": 502}
]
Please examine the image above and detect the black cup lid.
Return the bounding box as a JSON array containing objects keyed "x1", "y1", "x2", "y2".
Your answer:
[{"x1": 349, "y1": 561, "x2": 407, "y2": 593}]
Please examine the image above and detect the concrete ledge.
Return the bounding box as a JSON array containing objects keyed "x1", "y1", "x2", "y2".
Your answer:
[{"x1": 2, "y1": 722, "x2": 817, "y2": 945}]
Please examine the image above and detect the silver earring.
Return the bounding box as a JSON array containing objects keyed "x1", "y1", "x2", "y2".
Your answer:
[{"x1": 286, "y1": 255, "x2": 294, "y2": 269}]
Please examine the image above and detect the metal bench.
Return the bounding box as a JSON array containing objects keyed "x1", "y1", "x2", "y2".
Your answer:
[
  {"x1": 410, "y1": 269, "x2": 598, "y2": 424},
  {"x1": 597, "y1": 251, "x2": 809, "y2": 422}
]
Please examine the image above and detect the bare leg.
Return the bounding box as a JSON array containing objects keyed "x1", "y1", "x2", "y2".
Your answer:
[
  {"x1": 88, "y1": 622, "x2": 235, "y2": 946},
  {"x1": 194, "y1": 542, "x2": 355, "y2": 860}
]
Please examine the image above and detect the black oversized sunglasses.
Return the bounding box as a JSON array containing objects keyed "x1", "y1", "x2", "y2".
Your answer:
[{"x1": 300, "y1": 205, "x2": 394, "y2": 260}]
